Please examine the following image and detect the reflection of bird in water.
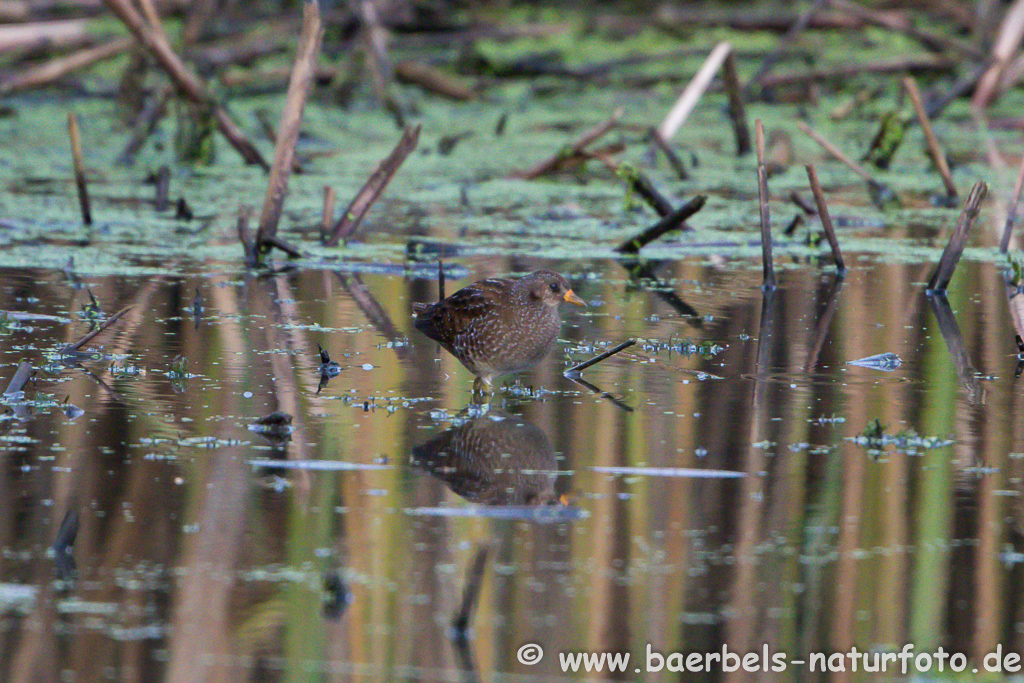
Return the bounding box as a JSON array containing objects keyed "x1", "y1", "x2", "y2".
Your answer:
[
  {"x1": 411, "y1": 412, "x2": 559, "y2": 505},
  {"x1": 413, "y1": 270, "x2": 586, "y2": 393}
]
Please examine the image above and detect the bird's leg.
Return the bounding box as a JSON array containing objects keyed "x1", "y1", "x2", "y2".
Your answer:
[{"x1": 472, "y1": 377, "x2": 490, "y2": 401}]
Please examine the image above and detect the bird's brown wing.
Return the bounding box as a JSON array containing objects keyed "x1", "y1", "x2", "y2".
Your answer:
[{"x1": 413, "y1": 278, "x2": 510, "y2": 342}]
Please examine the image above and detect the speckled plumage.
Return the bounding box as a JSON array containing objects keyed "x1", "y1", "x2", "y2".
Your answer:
[
  {"x1": 413, "y1": 270, "x2": 585, "y2": 386},
  {"x1": 411, "y1": 412, "x2": 557, "y2": 505}
]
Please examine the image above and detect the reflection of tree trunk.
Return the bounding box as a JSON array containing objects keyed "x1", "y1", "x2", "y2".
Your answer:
[
  {"x1": 588, "y1": 410, "x2": 632, "y2": 680},
  {"x1": 973, "y1": 277, "x2": 1008, "y2": 662},
  {"x1": 261, "y1": 273, "x2": 316, "y2": 467},
  {"x1": 165, "y1": 276, "x2": 261, "y2": 683},
  {"x1": 166, "y1": 444, "x2": 252, "y2": 683},
  {"x1": 725, "y1": 290, "x2": 775, "y2": 683},
  {"x1": 7, "y1": 582, "x2": 59, "y2": 683}
]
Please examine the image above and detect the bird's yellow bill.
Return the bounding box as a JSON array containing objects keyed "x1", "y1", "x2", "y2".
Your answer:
[{"x1": 563, "y1": 289, "x2": 587, "y2": 306}]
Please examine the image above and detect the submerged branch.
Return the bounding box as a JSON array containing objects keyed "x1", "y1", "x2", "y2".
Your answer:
[
  {"x1": 62, "y1": 306, "x2": 132, "y2": 353},
  {"x1": 564, "y1": 339, "x2": 637, "y2": 375}
]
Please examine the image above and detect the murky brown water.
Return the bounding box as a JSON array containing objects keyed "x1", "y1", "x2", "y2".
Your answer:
[{"x1": 2, "y1": 254, "x2": 1023, "y2": 682}]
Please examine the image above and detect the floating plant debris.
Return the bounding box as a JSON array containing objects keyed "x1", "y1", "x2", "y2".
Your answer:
[
  {"x1": 247, "y1": 459, "x2": 391, "y2": 471},
  {"x1": 590, "y1": 466, "x2": 746, "y2": 478},
  {"x1": 846, "y1": 352, "x2": 903, "y2": 371},
  {"x1": 402, "y1": 505, "x2": 588, "y2": 522}
]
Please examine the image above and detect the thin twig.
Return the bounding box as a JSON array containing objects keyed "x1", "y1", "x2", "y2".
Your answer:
[
  {"x1": 1001, "y1": 154, "x2": 1024, "y2": 252},
  {"x1": 255, "y1": 0, "x2": 323, "y2": 251},
  {"x1": 805, "y1": 164, "x2": 846, "y2": 273},
  {"x1": 67, "y1": 112, "x2": 92, "y2": 227},
  {"x1": 438, "y1": 260, "x2": 445, "y2": 301},
  {"x1": 615, "y1": 195, "x2": 707, "y2": 254},
  {"x1": 927, "y1": 180, "x2": 988, "y2": 293},
  {"x1": 796, "y1": 120, "x2": 875, "y2": 183},
  {"x1": 647, "y1": 127, "x2": 689, "y2": 179},
  {"x1": 658, "y1": 41, "x2": 732, "y2": 141},
  {"x1": 325, "y1": 125, "x2": 420, "y2": 246},
  {"x1": 62, "y1": 306, "x2": 132, "y2": 353},
  {"x1": 903, "y1": 76, "x2": 957, "y2": 199},
  {"x1": 564, "y1": 339, "x2": 637, "y2": 375}
]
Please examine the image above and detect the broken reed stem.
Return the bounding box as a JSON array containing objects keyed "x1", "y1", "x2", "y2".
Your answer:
[
  {"x1": 1001, "y1": 154, "x2": 1024, "y2": 252},
  {"x1": 804, "y1": 164, "x2": 846, "y2": 273},
  {"x1": 722, "y1": 50, "x2": 751, "y2": 156},
  {"x1": 758, "y1": 166, "x2": 776, "y2": 290},
  {"x1": 255, "y1": 0, "x2": 323, "y2": 251},
  {"x1": 658, "y1": 41, "x2": 732, "y2": 141},
  {"x1": 0, "y1": 36, "x2": 133, "y2": 95},
  {"x1": 63, "y1": 306, "x2": 132, "y2": 353},
  {"x1": 902, "y1": 76, "x2": 957, "y2": 200},
  {"x1": 101, "y1": 0, "x2": 269, "y2": 170},
  {"x1": 797, "y1": 120, "x2": 878, "y2": 183},
  {"x1": 927, "y1": 180, "x2": 988, "y2": 293},
  {"x1": 755, "y1": 119, "x2": 766, "y2": 166},
  {"x1": 754, "y1": 119, "x2": 775, "y2": 290},
  {"x1": 67, "y1": 112, "x2": 92, "y2": 227},
  {"x1": 325, "y1": 124, "x2": 420, "y2": 246},
  {"x1": 615, "y1": 195, "x2": 707, "y2": 254},
  {"x1": 647, "y1": 127, "x2": 689, "y2": 179},
  {"x1": 564, "y1": 339, "x2": 637, "y2": 375},
  {"x1": 320, "y1": 185, "x2": 335, "y2": 240}
]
